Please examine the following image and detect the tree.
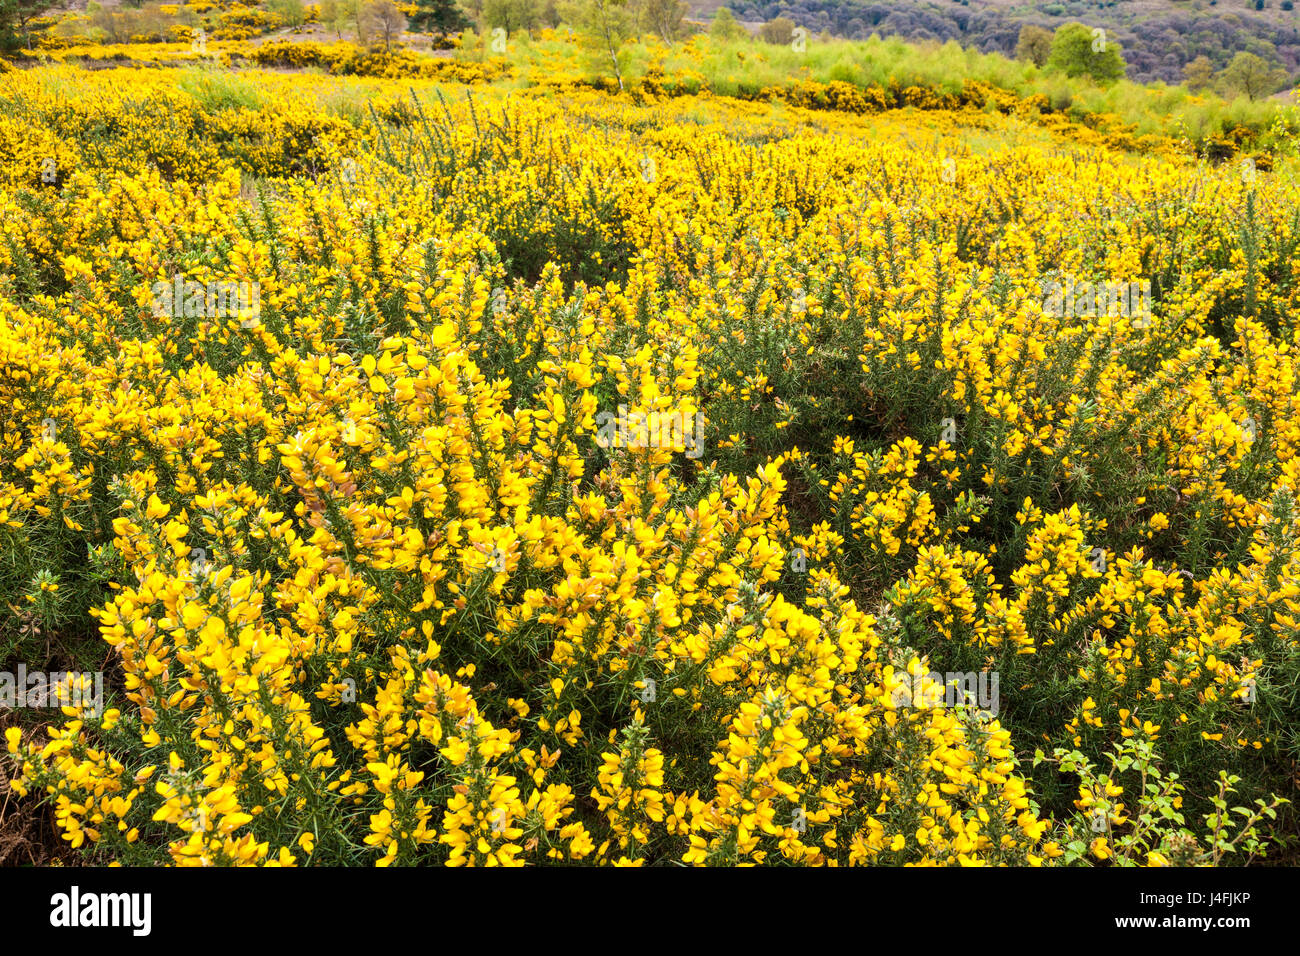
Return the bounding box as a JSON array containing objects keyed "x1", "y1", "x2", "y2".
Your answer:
[
  {"x1": 483, "y1": 0, "x2": 540, "y2": 35},
  {"x1": 563, "y1": 0, "x2": 635, "y2": 90},
  {"x1": 709, "y1": 7, "x2": 746, "y2": 41},
  {"x1": 1045, "y1": 22, "x2": 1126, "y2": 84},
  {"x1": 320, "y1": 0, "x2": 341, "y2": 36},
  {"x1": 758, "y1": 16, "x2": 794, "y2": 45},
  {"x1": 460, "y1": 0, "x2": 485, "y2": 28},
  {"x1": 87, "y1": 4, "x2": 151, "y2": 43},
  {"x1": 324, "y1": 0, "x2": 360, "y2": 37},
  {"x1": 410, "y1": 0, "x2": 470, "y2": 34},
  {"x1": 642, "y1": 0, "x2": 686, "y2": 46},
  {"x1": 0, "y1": 0, "x2": 58, "y2": 50},
  {"x1": 1015, "y1": 24, "x2": 1052, "y2": 67},
  {"x1": 267, "y1": 0, "x2": 306, "y2": 27},
  {"x1": 1182, "y1": 55, "x2": 1214, "y2": 90},
  {"x1": 1218, "y1": 51, "x2": 1288, "y2": 99},
  {"x1": 358, "y1": 0, "x2": 407, "y2": 50}
]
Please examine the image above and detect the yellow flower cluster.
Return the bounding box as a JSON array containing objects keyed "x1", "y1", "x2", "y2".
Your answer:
[{"x1": 2, "y1": 64, "x2": 1297, "y2": 866}]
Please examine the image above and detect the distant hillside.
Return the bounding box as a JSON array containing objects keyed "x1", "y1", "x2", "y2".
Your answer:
[{"x1": 691, "y1": 0, "x2": 1300, "y2": 85}]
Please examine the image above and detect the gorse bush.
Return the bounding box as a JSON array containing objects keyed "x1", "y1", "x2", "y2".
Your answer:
[
  {"x1": 11, "y1": 31, "x2": 1300, "y2": 158},
  {"x1": 0, "y1": 66, "x2": 1297, "y2": 866}
]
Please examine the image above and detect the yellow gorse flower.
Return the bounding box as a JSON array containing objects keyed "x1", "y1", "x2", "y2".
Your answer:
[{"x1": 1, "y1": 60, "x2": 1295, "y2": 868}]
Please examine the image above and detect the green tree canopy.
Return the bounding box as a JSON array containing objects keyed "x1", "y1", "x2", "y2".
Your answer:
[
  {"x1": 484, "y1": 0, "x2": 541, "y2": 36},
  {"x1": 410, "y1": 0, "x2": 471, "y2": 35},
  {"x1": 1015, "y1": 24, "x2": 1052, "y2": 67},
  {"x1": 708, "y1": 7, "x2": 747, "y2": 41},
  {"x1": 1046, "y1": 22, "x2": 1125, "y2": 84},
  {"x1": 267, "y1": 0, "x2": 306, "y2": 28},
  {"x1": 561, "y1": 0, "x2": 635, "y2": 90},
  {"x1": 1182, "y1": 55, "x2": 1214, "y2": 91},
  {"x1": 758, "y1": 16, "x2": 794, "y2": 45},
  {"x1": 1218, "y1": 51, "x2": 1289, "y2": 100},
  {"x1": 642, "y1": 0, "x2": 688, "y2": 46}
]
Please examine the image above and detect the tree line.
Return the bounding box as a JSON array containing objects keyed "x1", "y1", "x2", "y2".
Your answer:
[
  {"x1": 3, "y1": 0, "x2": 1296, "y2": 99},
  {"x1": 728, "y1": 0, "x2": 1299, "y2": 87}
]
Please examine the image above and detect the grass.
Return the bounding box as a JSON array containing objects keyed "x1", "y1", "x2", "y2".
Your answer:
[
  {"x1": 174, "y1": 68, "x2": 268, "y2": 110},
  {"x1": 474, "y1": 30, "x2": 1300, "y2": 156},
  {"x1": 8, "y1": 23, "x2": 1300, "y2": 157}
]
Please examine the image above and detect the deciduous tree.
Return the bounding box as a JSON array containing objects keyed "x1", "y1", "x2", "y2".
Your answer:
[
  {"x1": 758, "y1": 16, "x2": 794, "y2": 45},
  {"x1": 1182, "y1": 55, "x2": 1214, "y2": 90},
  {"x1": 484, "y1": 0, "x2": 540, "y2": 36},
  {"x1": 1015, "y1": 24, "x2": 1052, "y2": 67},
  {"x1": 1046, "y1": 22, "x2": 1126, "y2": 84},
  {"x1": 642, "y1": 0, "x2": 686, "y2": 46},
  {"x1": 1218, "y1": 51, "x2": 1289, "y2": 100},
  {"x1": 358, "y1": 0, "x2": 407, "y2": 50},
  {"x1": 708, "y1": 7, "x2": 746, "y2": 41},
  {"x1": 563, "y1": 0, "x2": 634, "y2": 90}
]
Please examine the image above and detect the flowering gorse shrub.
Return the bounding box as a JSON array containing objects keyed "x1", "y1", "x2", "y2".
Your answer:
[{"x1": 0, "y1": 66, "x2": 1296, "y2": 865}]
